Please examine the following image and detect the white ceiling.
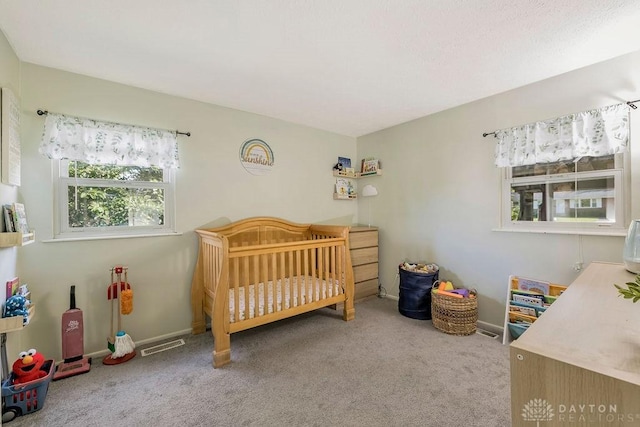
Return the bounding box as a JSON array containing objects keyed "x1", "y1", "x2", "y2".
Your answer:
[{"x1": 1, "y1": 1, "x2": 640, "y2": 137}]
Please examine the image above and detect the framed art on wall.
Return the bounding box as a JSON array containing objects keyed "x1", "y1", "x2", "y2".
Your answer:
[
  {"x1": 239, "y1": 138, "x2": 274, "y2": 176},
  {"x1": 1, "y1": 87, "x2": 21, "y2": 186}
]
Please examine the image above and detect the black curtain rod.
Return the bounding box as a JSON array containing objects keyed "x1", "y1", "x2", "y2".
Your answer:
[
  {"x1": 36, "y1": 109, "x2": 191, "y2": 137},
  {"x1": 482, "y1": 99, "x2": 640, "y2": 138}
]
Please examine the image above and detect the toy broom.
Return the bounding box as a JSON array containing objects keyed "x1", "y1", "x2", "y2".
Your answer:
[{"x1": 103, "y1": 266, "x2": 136, "y2": 365}]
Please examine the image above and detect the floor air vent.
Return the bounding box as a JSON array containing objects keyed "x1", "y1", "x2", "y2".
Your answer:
[
  {"x1": 476, "y1": 329, "x2": 499, "y2": 339},
  {"x1": 140, "y1": 339, "x2": 185, "y2": 357}
]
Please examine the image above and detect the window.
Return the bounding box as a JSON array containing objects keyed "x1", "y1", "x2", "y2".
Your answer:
[
  {"x1": 55, "y1": 160, "x2": 175, "y2": 239},
  {"x1": 501, "y1": 154, "x2": 628, "y2": 234},
  {"x1": 38, "y1": 112, "x2": 181, "y2": 240}
]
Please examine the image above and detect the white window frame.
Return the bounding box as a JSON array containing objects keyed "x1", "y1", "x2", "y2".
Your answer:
[
  {"x1": 53, "y1": 160, "x2": 176, "y2": 240},
  {"x1": 499, "y1": 153, "x2": 629, "y2": 236}
]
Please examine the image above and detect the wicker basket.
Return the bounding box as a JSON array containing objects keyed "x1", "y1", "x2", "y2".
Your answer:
[{"x1": 431, "y1": 290, "x2": 478, "y2": 335}]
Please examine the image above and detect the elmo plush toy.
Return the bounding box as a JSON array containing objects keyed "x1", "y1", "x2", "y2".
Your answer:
[{"x1": 12, "y1": 348, "x2": 48, "y2": 385}]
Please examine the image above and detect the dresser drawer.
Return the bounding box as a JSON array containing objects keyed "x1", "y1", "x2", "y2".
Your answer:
[
  {"x1": 355, "y1": 279, "x2": 378, "y2": 300},
  {"x1": 349, "y1": 229, "x2": 378, "y2": 249},
  {"x1": 354, "y1": 263, "x2": 378, "y2": 283},
  {"x1": 350, "y1": 247, "x2": 378, "y2": 266}
]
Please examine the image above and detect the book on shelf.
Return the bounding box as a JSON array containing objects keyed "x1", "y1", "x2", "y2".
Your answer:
[
  {"x1": 11, "y1": 203, "x2": 29, "y2": 234},
  {"x1": 511, "y1": 293, "x2": 544, "y2": 307},
  {"x1": 335, "y1": 178, "x2": 350, "y2": 196},
  {"x1": 337, "y1": 156, "x2": 351, "y2": 169},
  {"x1": 360, "y1": 158, "x2": 379, "y2": 175},
  {"x1": 3, "y1": 204, "x2": 15, "y2": 232},
  {"x1": 517, "y1": 277, "x2": 550, "y2": 295},
  {"x1": 509, "y1": 303, "x2": 537, "y2": 317},
  {"x1": 5, "y1": 277, "x2": 19, "y2": 300}
]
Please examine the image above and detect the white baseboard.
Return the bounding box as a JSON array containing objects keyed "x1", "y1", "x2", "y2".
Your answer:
[
  {"x1": 84, "y1": 328, "x2": 193, "y2": 361},
  {"x1": 477, "y1": 320, "x2": 504, "y2": 336},
  {"x1": 378, "y1": 295, "x2": 504, "y2": 336}
]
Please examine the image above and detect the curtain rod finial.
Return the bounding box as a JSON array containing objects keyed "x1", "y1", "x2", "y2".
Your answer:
[{"x1": 37, "y1": 109, "x2": 48, "y2": 116}]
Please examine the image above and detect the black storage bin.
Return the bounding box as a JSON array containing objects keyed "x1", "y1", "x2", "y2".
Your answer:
[{"x1": 398, "y1": 266, "x2": 439, "y2": 320}]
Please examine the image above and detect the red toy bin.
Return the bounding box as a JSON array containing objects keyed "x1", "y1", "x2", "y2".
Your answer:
[{"x1": 2, "y1": 359, "x2": 54, "y2": 420}]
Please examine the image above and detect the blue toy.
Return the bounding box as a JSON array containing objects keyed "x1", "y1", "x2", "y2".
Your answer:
[{"x1": 4, "y1": 295, "x2": 30, "y2": 324}]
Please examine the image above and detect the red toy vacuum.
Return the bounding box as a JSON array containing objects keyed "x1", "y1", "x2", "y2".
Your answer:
[{"x1": 53, "y1": 285, "x2": 91, "y2": 380}]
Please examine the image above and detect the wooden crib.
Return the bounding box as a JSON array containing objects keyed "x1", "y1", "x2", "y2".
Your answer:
[{"x1": 191, "y1": 217, "x2": 355, "y2": 368}]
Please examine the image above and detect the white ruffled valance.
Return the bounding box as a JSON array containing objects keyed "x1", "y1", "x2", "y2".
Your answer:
[
  {"x1": 494, "y1": 103, "x2": 630, "y2": 167},
  {"x1": 39, "y1": 113, "x2": 180, "y2": 169}
]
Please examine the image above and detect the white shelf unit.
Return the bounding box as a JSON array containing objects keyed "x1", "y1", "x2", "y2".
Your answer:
[{"x1": 502, "y1": 275, "x2": 567, "y2": 345}]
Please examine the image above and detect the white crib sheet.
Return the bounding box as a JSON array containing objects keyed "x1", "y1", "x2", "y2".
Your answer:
[{"x1": 228, "y1": 276, "x2": 340, "y2": 322}]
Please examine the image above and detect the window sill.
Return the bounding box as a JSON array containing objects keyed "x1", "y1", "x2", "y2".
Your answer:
[
  {"x1": 492, "y1": 228, "x2": 626, "y2": 237},
  {"x1": 42, "y1": 231, "x2": 183, "y2": 243}
]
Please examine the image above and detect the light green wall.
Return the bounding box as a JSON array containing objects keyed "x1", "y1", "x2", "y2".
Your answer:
[
  {"x1": 0, "y1": 30, "x2": 22, "y2": 361},
  {"x1": 16, "y1": 63, "x2": 357, "y2": 360},
  {"x1": 357, "y1": 50, "x2": 640, "y2": 327}
]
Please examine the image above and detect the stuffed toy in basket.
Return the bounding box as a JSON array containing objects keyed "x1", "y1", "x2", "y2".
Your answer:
[{"x1": 12, "y1": 348, "x2": 48, "y2": 384}]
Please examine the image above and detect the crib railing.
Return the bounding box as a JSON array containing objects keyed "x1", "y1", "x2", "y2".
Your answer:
[
  {"x1": 193, "y1": 229, "x2": 353, "y2": 334},
  {"x1": 226, "y1": 238, "x2": 349, "y2": 330}
]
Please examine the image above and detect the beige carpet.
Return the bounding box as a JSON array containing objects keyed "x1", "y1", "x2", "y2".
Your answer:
[{"x1": 7, "y1": 297, "x2": 511, "y2": 426}]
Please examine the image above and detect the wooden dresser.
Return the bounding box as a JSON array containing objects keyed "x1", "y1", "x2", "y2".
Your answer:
[
  {"x1": 510, "y1": 262, "x2": 640, "y2": 426},
  {"x1": 349, "y1": 226, "x2": 378, "y2": 300}
]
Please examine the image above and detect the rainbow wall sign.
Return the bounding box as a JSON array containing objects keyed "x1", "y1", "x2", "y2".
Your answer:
[{"x1": 239, "y1": 138, "x2": 274, "y2": 175}]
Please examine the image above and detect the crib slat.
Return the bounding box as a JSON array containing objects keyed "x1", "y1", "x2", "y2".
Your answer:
[
  {"x1": 271, "y1": 252, "x2": 278, "y2": 312},
  {"x1": 303, "y1": 249, "x2": 311, "y2": 304},
  {"x1": 240, "y1": 256, "x2": 247, "y2": 321},
  {"x1": 253, "y1": 255, "x2": 260, "y2": 319},
  {"x1": 296, "y1": 250, "x2": 302, "y2": 307},
  {"x1": 232, "y1": 258, "x2": 240, "y2": 323},
  {"x1": 287, "y1": 251, "x2": 294, "y2": 309},
  {"x1": 262, "y1": 254, "x2": 270, "y2": 314},
  {"x1": 317, "y1": 246, "x2": 324, "y2": 301},
  {"x1": 329, "y1": 245, "x2": 335, "y2": 297},
  {"x1": 279, "y1": 251, "x2": 286, "y2": 310},
  {"x1": 337, "y1": 245, "x2": 343, "y2": 295}
]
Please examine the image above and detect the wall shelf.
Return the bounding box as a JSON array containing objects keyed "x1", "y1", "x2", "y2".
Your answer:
[
  {"x1": 333, "y1": 170, "x2": 383, "y2": 179},
  {"x1": 0, "y1": 304, "x2": 34, "y2": 333},
  {"x1": 333, "y1": 194, "x2": 357, "y2": 200},
  {"x1": 0, "y1": 231, "x2": 35, "y2": 248}
]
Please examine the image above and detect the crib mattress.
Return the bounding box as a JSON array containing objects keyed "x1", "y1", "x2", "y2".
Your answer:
[{"x1": 228, "y1": 276, "x2": 341, "y2": 322}]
